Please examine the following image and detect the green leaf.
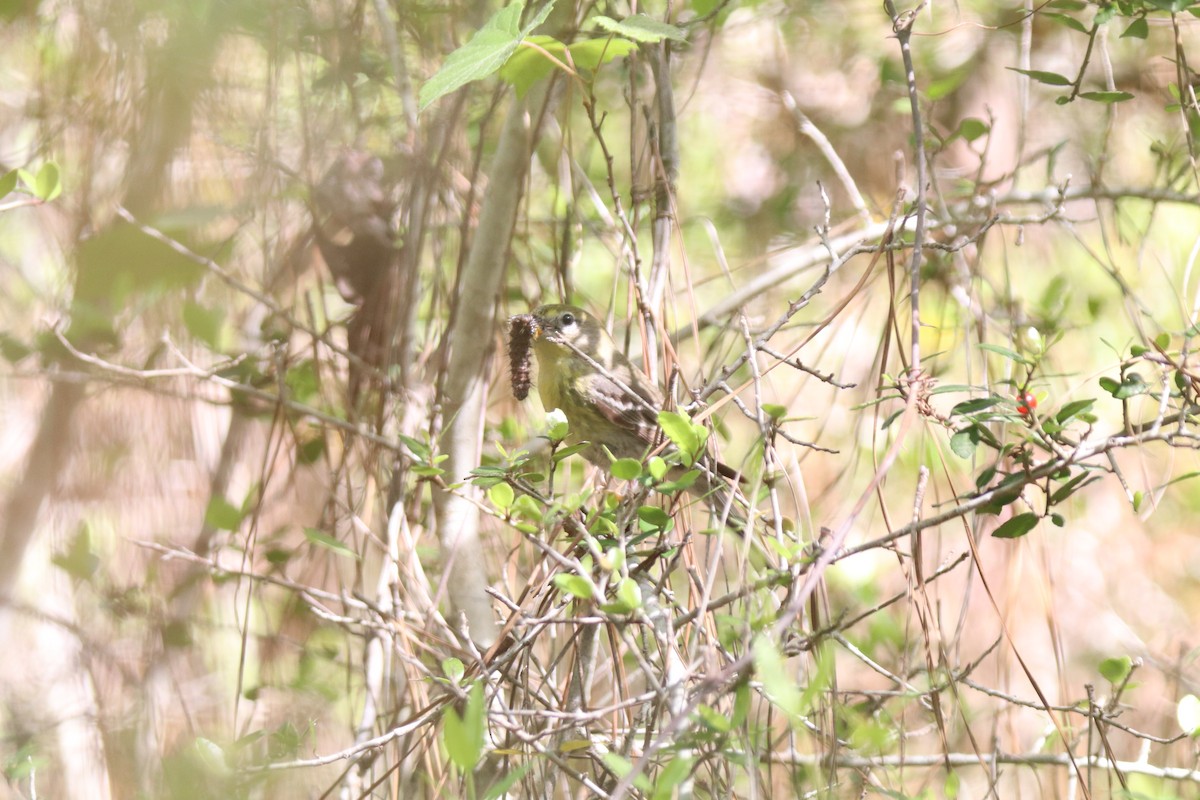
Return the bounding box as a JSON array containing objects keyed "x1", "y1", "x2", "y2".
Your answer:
[
  {"x1": 592, "y1": 13, "x2": 686, "y2": 43},
  {"x1": 1155, "y1": 332, "x2": 1171, "y2": 350},
  {"x1": 600, "y1": 753, "x2": 653, "y2": 792},
  {"x1": 610, "y1": 458, "x2": 643, "y2": 480},
  {"x1": 1121, "y1": 17, "x2": 1149, "y2": 39},
  {"x1": 442, "y1": 657, "x2": 465, "y2": 683},
  {"x1": 566, "y1": 35, "x2": 639, "y2": 70},
  {"x1": 651, "y1": 755, "x2": 696, "y2": 800},
  {"x1": 552, "y1": 442, "x2": 590, "y2": 463},
  {"x1": 731, "y1": 681, "x2": 751, "y2": 728},
  {"x1": 1178, "y1": 694, "x2": 1200, "y2": 736},
  {"x1": 1007, "y1": 67, "x2": 1073, "y2": 86},
  {"x1": 498, "y1": 35, "x2": 566, "y2": 96},
  {"x1": 1054, "y1": 399, "x2": 1095, "y2": 425},
  {"x1": 399, "y1": 434, "x2": 431, "y2": 460},
  {"x1": 442, "y1": 682, "x2": 486, "y2": 770},
  {"x1": 488, "y1": 482, "x2": 515, "y2": 510},
  {"x1": 752, "y1": 637, "x2": 802, "y2": 718},
  {"x1": 1100, "y1": 372, "x2": 1148, "y2": 399},
  {"x1": 545, "y1": 408, "x2": 570, "y2": 442},
  {"x1": 183, "y1": 300, "x2": 226, "y2": 350},
  {"x1": 657, "y1": 410, "x2": 707, "y2": 462},
  {"x1": 0, "y1": 169, "x2": 16, "y2": 200},
  {"x1": 1079, "y1": 91, "x2": 1134, "y2": 104},
  {"x1": 483, "y1": 762, "x2": 535, "y2": 800},
  {"x1": 950, "y1": 397, "x2": 1000, "y2": 415},
  {"x1": 297, "y1": 433, "x2": 325, "y2": 465},
  {"x1": 1098, "y1": 655, "x2": 1132, "y2": 684},
  {"x1": 1043, "y1": 11, "x2": 1089, "y2": 33},
  {"x1": 1146, "y1": 0, "x2": 1189, "y2": 11},
  {"x1": 205, "y1": 496, "x2": 244, "y2": 531},
  {"x1": 499, "y1": 36, "x2": 638, "y2": 96},
  {"x1": 695, "y1": 704, "x2": 732, "y2": 732},
  {"x1": 658, "y1": 469, "x2": 700, "y2": 494},
  {"x1": 602, "y1": 577, "x2": 642, "y2": 614},
  {"x1": 190, "y1": 737, "x2": 230, "y2": 776},
  {"x1": 979, "y1": 342, "x2": 1033, "y2": 365},
  {"x1": 953, "y1": 117, "x2": 990, "y2": 142},
  {"x1": 419, "y1": 0, "x2": 555, "y2": 111},
  {"x1": 991, "y1": 512, "x2": 1039, "y2": 539},
  {"x1": 33, "y1": 162, "x2": 61, "y2": 202},
  {"x1": 647, "y1": 456, "x2": 668, "y2": 481},
  {"x1": 52, "y1": 526, "x2": 100, "y2": 582},
  {"x1": 637, "y1": 505, "x2": 673, "y2": 532},
  {"x1": 762, "y1": 403, "x2": 788, "y2": 420},
  {"x1": 303, "y1": 527, "x2": 359, "y2": 559},
  {"x1": 949, "y1": 427, "x2": 979, "y2": 459},
  {"x1": 553, "y1": 573, "x2": 595, "y2": 599},
  {"x1": 284, "y1": 359, "x2": 319, "y2": 405},
  {"x1": 1048, "y1": 472, "x2": 1099, "y2": 505}
]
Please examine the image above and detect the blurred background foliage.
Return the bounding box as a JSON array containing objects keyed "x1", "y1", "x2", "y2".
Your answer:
[{"x1": 3, "y1": 0, "x2": 1200, "y2": 798}]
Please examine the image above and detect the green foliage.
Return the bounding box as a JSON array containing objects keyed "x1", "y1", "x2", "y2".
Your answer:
[
  {"x1": 657, "y1": 410, "x2": 709, "y2": 466},
  {"x1": 600, "y1": 752, "x2": 653, "y2": 793},
  {"x1": 1099, "y1": 655, "x2": 1133, "y2": 685},
  {"x1": 204, "y1": 496, "x2": 244, "y2": 531},
  {"x1": 991, "y1": 512, "x2": 1039, "y2": 539},
  {"x1": 499, "y1": 35, "x2": 638, "y2": 96},
  {"x1": 51, "y1": 525, "x2": 100, "y2": 583},
  {"x1": 553, "y1": 572, "x2": 596, "y2": 600},
  {"x1": 0, "y1": 170, "x2": 16, "y2": 201},
  {"x1": 419, "y1": 0, "x2": 555, "y2": 110},
  {"x1": 303, "y1": 527, "x2": 359, "y2": 559},
  {"x1": 442, "y1": 682, "x2": 486, "y2": 771},
  {"x1": 590, "y1": 14, "x2": 686, "y2": 42}
]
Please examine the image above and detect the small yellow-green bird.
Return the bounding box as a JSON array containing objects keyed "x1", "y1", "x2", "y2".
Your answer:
[{"x1": 519, "y1": 304, "x2": 745, "y2": 519}]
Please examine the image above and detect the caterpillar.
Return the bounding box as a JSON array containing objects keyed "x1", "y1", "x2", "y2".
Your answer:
[{"x1": 508, "y1": 314, "x2": 536, "y2": 401}]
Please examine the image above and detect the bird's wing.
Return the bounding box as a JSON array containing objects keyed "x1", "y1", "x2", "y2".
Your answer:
[{"x1": 582, "y1": 370, "x2": 663, "y2": 446}]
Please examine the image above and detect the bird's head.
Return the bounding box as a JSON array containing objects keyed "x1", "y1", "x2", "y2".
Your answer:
[{"x1": 530, "y1": 304, "x2": 613, "y2": 366}]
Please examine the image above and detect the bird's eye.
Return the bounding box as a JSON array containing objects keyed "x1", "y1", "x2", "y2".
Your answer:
[{"x1": 560, "y1": 312, "x2": 575, "y2": 327}]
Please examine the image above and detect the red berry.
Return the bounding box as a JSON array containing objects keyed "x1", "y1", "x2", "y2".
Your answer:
[{"x1": 1017, "y1": 391, "x2": 1037, "y2": 415}]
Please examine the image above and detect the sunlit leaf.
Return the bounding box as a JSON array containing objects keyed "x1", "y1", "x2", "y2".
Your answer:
[
  {"x1": 420, "y1": 0, "x2": 556, "y2": 111},
  {"x1": 1098, "y1": 655, "x2": 1132, "y2": 685},
  {"x1": 553, "y1": 573, "x2": 595, "y2": 599},
  {"x1": 442, "y1": 682, "x2": 486, "y2": 770},
  {"x1": 592, "y1": 13, "x2": 686, "y2": 43},
  {"x1": 488, "y1": 481, "x2": 515, "y2": 510},
  {"x1": 610, "y1": 458, "x2": 643, "y2": 480}
]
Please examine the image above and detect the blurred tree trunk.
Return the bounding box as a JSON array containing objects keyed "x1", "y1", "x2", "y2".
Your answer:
[
  {"x1": 0, "y1": 8, "x2": 226, "y2": 796},
  {"x1": 434, "y1": 83, "x2": 556, "y2": 649}
]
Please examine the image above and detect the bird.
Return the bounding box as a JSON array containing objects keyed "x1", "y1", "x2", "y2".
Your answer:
[{"x1": 519, "y1": 303, "x2": 747, "y2": 524}]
